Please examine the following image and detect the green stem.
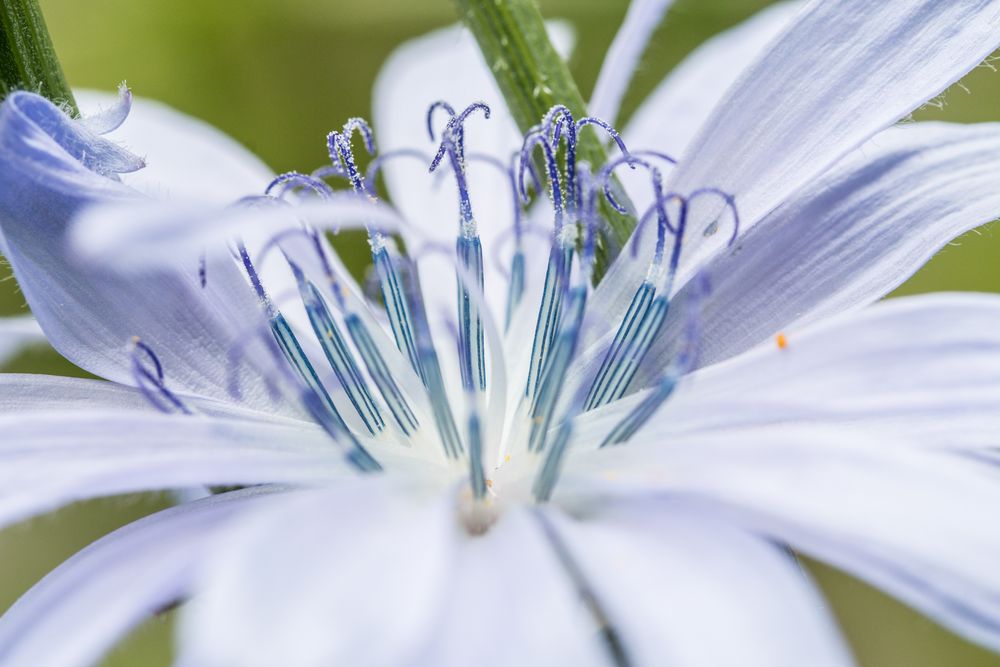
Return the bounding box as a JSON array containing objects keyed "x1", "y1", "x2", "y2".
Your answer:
[
  {"x1": 454, "y1": 0, "x2": 634, "y2": 281},
  {"x1": 0, "y1": 0, "x2": 76, "y2": 112}
]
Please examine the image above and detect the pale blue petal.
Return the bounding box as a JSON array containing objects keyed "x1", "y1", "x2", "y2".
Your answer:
[
  {"x1": 0, "y1": 488, "x2": 275, "y2": 667},
  {"x1": 76, "y1": 83, "x2": 133, "y2": 136},
  {"x1": 635, "y1": 122, "x2": 1000, "y2": 376},
  {"x1": 620, "y1": 1, "x2": 802, "y2": 162},
  {"x1": 75, "y1": 89, "x2": 274, "y2": 203},
  {"x1": 0, "y1": 92, "x2": 285, "y2": 413},
  {"x1": 593, "y1": 0, "x2": 1000, "y2": 340}
]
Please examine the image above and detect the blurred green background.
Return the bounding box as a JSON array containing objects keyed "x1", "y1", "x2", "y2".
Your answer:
[{"x1": 1, "y1": 0, "x2": 999, "y2": 664}]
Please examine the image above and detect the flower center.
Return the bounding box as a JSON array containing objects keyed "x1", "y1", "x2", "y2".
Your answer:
[{"x1": 130, "y1": 102, "x2": 739, "y2": 515}]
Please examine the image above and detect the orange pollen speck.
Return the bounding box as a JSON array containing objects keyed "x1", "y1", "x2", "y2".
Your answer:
[
  {"x1": 486, "y1": 479, "x2": 493, "y2": 488},
  {"x1": 776, "y1": 333, "x2": 788, "y2": 350}
]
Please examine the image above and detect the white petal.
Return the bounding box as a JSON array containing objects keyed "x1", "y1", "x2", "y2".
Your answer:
[
  {"x1": 595, "y1": 0, "x2": 1000, "y2": 334},
  {"x1": 0, "y1": 410, "x2": 349, "y2": 530},
  {"x1": 75, "y1": 89, "x2": 273, "y2": 203},
  {"x1": 639, "y1": 293, "x2": 1000, "y2": 451},
  {"x1": 588, "y1": 0, "x2": 676, "y2": 126},
  {"x1": 546, "y1": 504, "x2": 853, "y2": 667},
  {"x1": 0, "y1": 373, "x2": 312, "y2": 425},
  {"x1": 568, "y1": 430, "x2": 1000, "y2": 653},
  {"x1": 179, "y1": 484, "x2": 608, "y2": 667},
  {"x1": 0, "y1": 316, "x2": 46, "y2": 367},
  {"x1": 566, "y1": 296, "x2": 1000, "y2": 650},
  {"x1": 71, "y1": 196, "x2": 406, "y2": 270},
  {"x1": 632, "y1": 121, "x2": 1000, "y2": 377},
  {"x1": 417, "y1": 508, "x2": 608, "y2": 665},
  {"x1": 178, "y1": 482, "x2": 455, "y2": 667},
  {"x1": 0, "y1": 488, "x2": 273, "y2": 667}
]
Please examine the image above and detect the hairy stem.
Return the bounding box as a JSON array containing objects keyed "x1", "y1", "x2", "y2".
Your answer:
[
  {"x1": 0, "y1": 0, "x2": 76, "y2": 112},
  {"x1": 455, "y1": 0, "x2": 635, "y2": 280}
]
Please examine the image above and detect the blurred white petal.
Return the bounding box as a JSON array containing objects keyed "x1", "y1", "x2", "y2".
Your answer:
[
  {"x1": 547, "y1": 504, "x2": 853, "y2": 667},
  {"x1": 0, "y1": 488, "x2": 275, "y2": 667}
]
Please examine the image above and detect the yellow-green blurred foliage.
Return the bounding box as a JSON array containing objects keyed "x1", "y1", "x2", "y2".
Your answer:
[{"x1": 1, "y1": 1, "x2": 998, "y2": 664}]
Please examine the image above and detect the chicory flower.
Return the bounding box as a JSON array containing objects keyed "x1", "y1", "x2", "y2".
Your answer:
[{"x1": 2, "y1": 2, "x2": 1000, "y2": 665}]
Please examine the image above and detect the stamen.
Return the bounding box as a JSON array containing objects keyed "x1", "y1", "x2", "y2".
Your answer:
[
  {"x1": 363, "y1": 148, "x2": 432, "y2": 194},
  {"x1": 583, "y1": 170, "x2": 675, "y2": 412},
  {"x1": 428, "y1": 101, "x2": 491, "y2": 393},
  {"x1": 250, "y1": 305, "x2": 382, "y2": 473},
  {"x1": 531, "y1": 378, "x2": 593, "y2": 503},
  {"x1": 269, "y1": 311, "x2": 349, "y2": 434},
  {"x1": 599, "y1": 273, "x2": 710, "y2": 447},
  {"x1": 585, "y1": 188, "x2": 737, "y2": 411},
  {"x1": 462, "y1": 150, "x2": 538, "y2": 330},
  {"x1": 344, "y1": 311, "x2": 420, "y2": 435},
  {"x1": 265, "y1": 172, "x2": 335, "y2": 200},
  {"x1": 404, "y1": 262, "x2": 463, "y2": 458},
  {"x1": 293, "y1": 231, "x2": 419, "y2": 435},
  {"x1": 441, "y1": 317, "x2": 487, "y2": 498},
  {"x1": 237, "y1": 243, "x2": 276, "y2": 315},
  {"x1": 531, "y1": 510, "x2": 631, "y2": 666},
  {"x1": 310, "y1": 164, "x2": 345, "y2": 180},
  {"x1": 371, "y1": 240, "x2": 423, "y2": 377},
  {"x1": 527, "y1": 172, "x2": 600, "y2": 453},
  {"x1": 519, "y1": 109, "x2": 631, "y2": 401},
  {"x1": 467, "y1": 399, "x2": 487, "y2": 498},
  {"x1": 599, "y1": 151, "x2": 676, "y2": 217},
  {"x1": 328, "y1": 118, "x2": 426, "y2": 383},
  {"x1": 506, "y1": 250, "x2": 525, "y2": 332},
  {"x1": 519, "y1": 127, "x2": 570, "y2": 400},
  {"x1": 531, "y1": 419, "x2": 573, "y2": 502},
  {"x1": 583, "y1": 280, "x2": 656, "y2": 411},
  {"x1": 300, "y1": 385, "x2": 382, "y2": 473},
  {"x1": 287, "y1": 259, "x2": 386, "y2": 436},
  {"x1": 456, "y1": 234, "x2": 487, "y2": 391},
  {"x1": 130, "y1": 337, "x2": 193, "y2": 415},
  {"x1": 527, "y1": 283, "x2": 587, "y2": 453},
  {"x1": 584, "y1": 194, "x2": 683, "y2": 411},
  {"x1": 238, "y1": 242, "x2": 355, "y2": 438},
  {"x1": 525, "y1": 241, "x2": 573, "y2": 399}
]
